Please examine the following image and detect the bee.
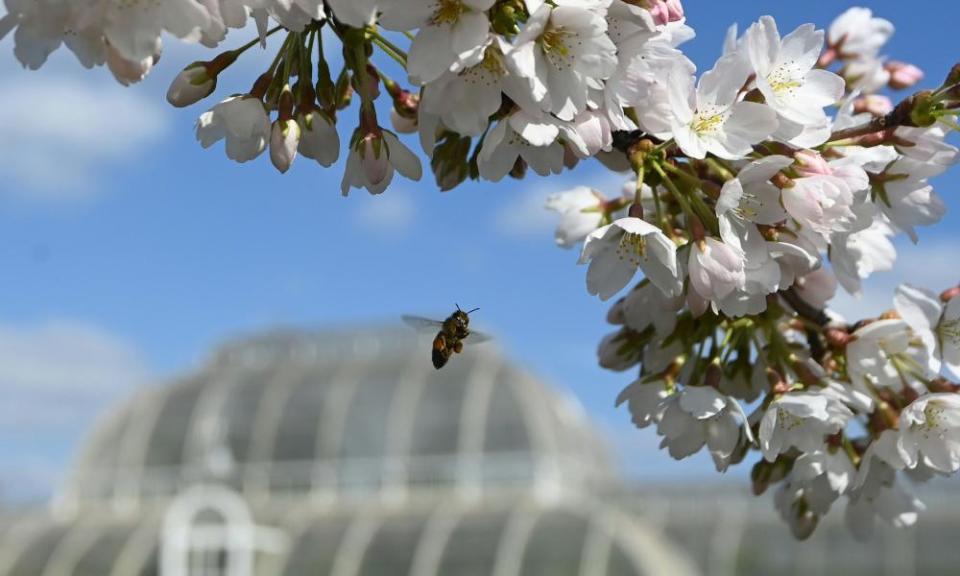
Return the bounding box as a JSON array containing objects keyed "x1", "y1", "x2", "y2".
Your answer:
[{"x1": 402, "y1": 305, "x2": 491, "y2": 369}]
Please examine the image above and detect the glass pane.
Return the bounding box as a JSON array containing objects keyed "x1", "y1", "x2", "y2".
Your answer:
[
  {"x1": 281, "y1": 517, "x2": 349, "y2": 576},
  {"x1": 357, "y1": 513, "x2": 427, "y2": 576},
  {"x1": 269, "y1": 367, "x2": 334, "y2": 492},
  {"x1": 519, "y1": 511, "x2": 589, "y2": 576},
  {"x1": 6, "y1": 523, "x2": 72, "y2": 576},
  {"x1": 407, "y1": 357, "x2": 475, "y2": 486},
  {"x1": 337, "y1": 361, "x2": 403, "y2": 492},
  {"x1": 436, "y1": 511, "x2": 509, "y2": 576},
  {"x1": 142, "y1": 378, "x2": 205, "y2": 472},
  {"x1": 482, "y1": 378, "x2": 535, "y2": 484},
  {"x1": 73, "y1": 526, "x2": 136, "y2": 576},
  {"x1": 606, "y1": 542, "x2": 639, "y2": 576},
  {"x1": 221, "y1": 364, "x2": 276, "y2": 466}
]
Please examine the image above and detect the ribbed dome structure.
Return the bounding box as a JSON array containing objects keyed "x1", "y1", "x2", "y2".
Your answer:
[
  {"x1": 63, "y1": 328, "x2": 614, "y2": 506},
  {"x1": 0, "y1": 327, "x2": 702, "y2": 576}
]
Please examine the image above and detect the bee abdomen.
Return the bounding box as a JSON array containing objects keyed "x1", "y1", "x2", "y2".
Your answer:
[{"x1": 432, "y1": 334, "x2": 451, "y2": 369}]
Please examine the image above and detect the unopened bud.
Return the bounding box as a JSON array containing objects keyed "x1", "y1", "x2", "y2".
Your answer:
[
  {"x1": 794, "y1": 150, "x2": 832, "y2": 177},
  {"x1": 389, "y1": 108, "x2": 417, "y2": 134},
  {"x1": 825, "y1": 328, "x2": 850, "y2": 348},
  {"x1": 270, "y1": 118, "x2": 300, "y2": 173},
  {"x1": 167, "y1": 62, "x2": 216, "y2": 107},
  {"x1": 886, "y1": 61, "x2": 924, "y2": 90},
  {"x1": 770, "y1": 172, "x2": 795, "y2": 189},
  {"x1": 853, "y1": 94, "x2": 893, "y2": 116},
  {"x1": 647, "y1": 0, "x2": 684, "y2": 26},
  {"x1": 335, "y1": 69, "x2": 353, "y2": 110},
  {"x1": 941, "y1": 286, "x2": 960, "y2": 303}
]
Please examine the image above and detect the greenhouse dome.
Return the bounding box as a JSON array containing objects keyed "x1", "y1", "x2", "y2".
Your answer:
[{"x1": 0, "y1": 327, "x2": 700, "y2": 576}]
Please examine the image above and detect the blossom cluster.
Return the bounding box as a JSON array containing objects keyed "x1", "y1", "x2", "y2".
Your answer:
[
  {"x1": 5, "y1": 0, "x2": 960, "y2": 540},
  {"x1": 543, "y1": 6, "x2": 960, "y2": 540}
]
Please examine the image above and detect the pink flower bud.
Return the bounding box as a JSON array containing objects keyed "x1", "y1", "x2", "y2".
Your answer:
[
  {"x1": 886, "y1": 61, "x2": 924, "y2": 90},
  {"x1": 270, "y1": 119, "x2": 300, "y2": 174},
  {"x1": 852, "y1": 94, "x2": 893, "y2": 116},
  {"x1": 389, "y1": 108, "x2": 417, "y2": 134},
  {"x1": 794, "y1": 150, "x2": 833, "y2": 177},
  {"x1": 360, "y1": 133, "x2": 390, "y2": 186},
  {"x1": 648, "y1": 0, "x2": 684, "y2": 26}
]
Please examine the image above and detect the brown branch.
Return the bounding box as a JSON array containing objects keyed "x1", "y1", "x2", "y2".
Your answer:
[
  {"x1": 781, "y1": 288, "x2": 830, "y2": 363},
  {"x1": 828, "y1": 93, "x2": 920, "y2": 142}
]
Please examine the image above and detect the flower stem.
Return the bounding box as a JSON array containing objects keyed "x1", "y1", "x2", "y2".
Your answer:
[
  {"x1": 652, "y1": 162, "x2": 700, "y2": 233},
  {"x1": 368, "y1": 29, "x2": 408, "y2": 65},
  {"x1": 232, "y1": 25, "x2": 284, "y2": 57}
]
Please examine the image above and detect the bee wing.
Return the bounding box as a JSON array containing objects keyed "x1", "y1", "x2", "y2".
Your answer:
[
  {"x1": 466, "y1": 330, "x2": 493, "y2": 344},
  {"x1": 402, "y1": 315, "x2": 445, "y2": 332}
]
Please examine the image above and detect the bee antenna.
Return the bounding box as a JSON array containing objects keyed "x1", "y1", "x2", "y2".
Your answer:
[
  {"x1": 466, "y1": 307, "x2": 480, "y2": 315},
  {"x1": 455, "y1": 303, "x2": 462, "y2": 312}
]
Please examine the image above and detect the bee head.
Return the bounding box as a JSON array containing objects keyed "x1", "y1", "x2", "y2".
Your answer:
[{"x1": 453, "y1": 304, "x2": 479, "y2": 328}]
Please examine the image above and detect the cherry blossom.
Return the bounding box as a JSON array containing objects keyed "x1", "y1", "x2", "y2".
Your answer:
[{"x1": 579, "y1": 217, "x2": 679, "y2": 300}]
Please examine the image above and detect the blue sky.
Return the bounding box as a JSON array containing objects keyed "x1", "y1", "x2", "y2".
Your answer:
[{"x1": 0, "y1": 0, "x2": 957, "y2": 503}]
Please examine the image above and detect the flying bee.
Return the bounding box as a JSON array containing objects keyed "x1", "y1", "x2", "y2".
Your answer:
[{"x1": 402, "y1": 305, "x2": 491, "y2": 369}]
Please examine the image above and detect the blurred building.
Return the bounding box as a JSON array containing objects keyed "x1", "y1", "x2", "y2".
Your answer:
[{"x1": 0, "y1": 328, "x2": 697, "y2": 576}]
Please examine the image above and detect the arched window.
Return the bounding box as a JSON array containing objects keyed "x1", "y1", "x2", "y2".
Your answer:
[{"x1": 161, "y1": 485, "x2": 286, "y2": 576}]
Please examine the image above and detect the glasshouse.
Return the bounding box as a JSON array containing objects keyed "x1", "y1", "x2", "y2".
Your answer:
[{"x1": 0, "y1": 328, "x2": 697, "y2": 576}]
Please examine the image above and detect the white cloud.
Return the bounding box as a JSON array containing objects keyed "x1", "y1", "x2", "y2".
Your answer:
[
  {"x1": 830, "y1": 239, "x2": 959, "y2": 322},
  {"x1": 0, "y1": 320, "x2": 150, "y2": 431},
  {"x1": 0, "y1": 74, "x2": 168, "y2": 199},
  {"x1": 0, "y1": 320, "x2": 150, "y2": 502},
  {"x1": 352, "y1": 189, "x2": 417, "y2": 236}
]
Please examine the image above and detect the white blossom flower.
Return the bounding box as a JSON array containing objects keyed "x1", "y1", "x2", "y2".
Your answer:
[
  {"x1": 4, "y1": 0, "x2": 103, "y2": 70},
  {"x1": 827, "y1": 7, "x2": 893, "y2": 60},
  {"x1": 297, "y1": 110, "x2": 340, "y2": 167},
  {"x1": 656, "y1": 386, "x2": 749, "y2": 471},
  {"x1": 897, "y1": 393, "x2": 960, "y2": 473},
  {"x1": 420, "y1": 38, "x2": 534, "y2": 137},
  {"x1": 477, "y1": 112, "x2": 566, "y2": 182},
  {"x1": 341, "y1": 131, "x2": 423, "y2": 195},
  {"x1": 616, "y1": 378, "x2": 670, "y2": 429},
  {"x1": 325, "y1": 0, "x2": 381, "y2": 28},
  {"x1": 846, "y1": 319, "x2": 918, "y2": 392},
  {"x1": 607, "y1": 34, "x2": 694, "y2": 132},
  {"x1": 579, "y1": 217, "x2": 679, "y2": 300},
  {"x1": 621, "y1": 281, "x2": 682, "y2": 335},
  {"x1": 95, "y1": 0, "x2": 212, "y2": 63},
  {"x1": 667, "y1": 54, "x2": 778, "y2": 160},
  {"x1": 894, "y1": 126, "x2": 960, "y2": 168},
  {"x1": 781, "y1": 163, "x2": 867, "y2": 240},
  {"x1": 508, "y1": 3, "x2": 617, "y2": 121},
  {"x1": 783, "y1": 449, "x2": 856, "y2": 516},
  {"x1": 760, "y1": 392, "x2": 853, "y2": 462},
  {"x1": 746, "y1": 16, "x2": 845, "y2": 132},
  {"x1": 894, "y1": 285, "x2": 960, "y2": 376},
  {"x1": 687, "y1": 237, "x2": 745, "y2": 304},
  {"x1": 196, "y1": 95, "x2": 271, "y2": 163},
  {"x1": 379, "y1": 0, "x2": 495, "y2": 85},
  {"x1": 830, "y1": 217, "x2": 896, "y2": 296},
  {"x1": 773, "y1": 482, "x2": 819, "y2": 540},
  {"x1": 105, "y1": 41, "x2": 157, "y2": 86},
  {"x1": 846, "y1": 432, "x2": 923, "y2": 540},
  {"x1": 545, "y1": 186, "x2": 607, "y2": 248},
  {"x1": 875, "y1": 157, "x2": 946, "y2": 243}
]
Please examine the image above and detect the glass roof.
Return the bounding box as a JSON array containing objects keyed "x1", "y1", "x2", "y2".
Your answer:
[{"x1": 63, "y1": 328, "x2": 613, "y2": 506}]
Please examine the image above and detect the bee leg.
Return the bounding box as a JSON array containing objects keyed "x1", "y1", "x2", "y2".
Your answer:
[{"x1": 454, "y1": 341, "x2": 464, "y2": 354}]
